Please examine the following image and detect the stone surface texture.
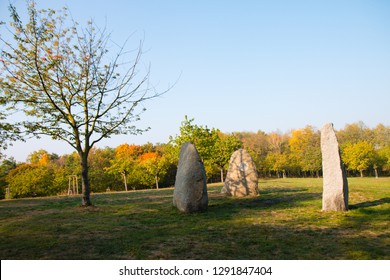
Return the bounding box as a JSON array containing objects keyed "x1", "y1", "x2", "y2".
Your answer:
[
  {"x1": 221, "y1": 149, "x2": 259, "y2": 197},
  {"x1": 173, "y1": 142, "x2": 208, "y2": 213},
  {"x1": 321, "y1": 123, "x2": 349, "y2": 211}
]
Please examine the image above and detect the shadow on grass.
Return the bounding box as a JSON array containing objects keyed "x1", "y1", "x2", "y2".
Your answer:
[
  {"x1": 349, "y1": 198, "x2": 390, "y2": 210},
  {"x1": 211, "y1": 189, "x2": 321, "y2": 210},
  {"x1": 261, "y1": 187, "x2": 309, "y2": 194}
]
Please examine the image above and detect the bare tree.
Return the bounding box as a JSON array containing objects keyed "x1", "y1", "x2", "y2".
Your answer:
[{"x1": 0, "y1": 1, "x2": 166, "y2": 205}]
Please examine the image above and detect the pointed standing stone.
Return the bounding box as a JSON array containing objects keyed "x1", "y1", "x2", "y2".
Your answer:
[
  {"x1": 173, "y1": 142, "x2": 208, "y2": 213},
  {"x1": 221, "y1": 149, "x2": 259, "y2": 197},
  {"x1": 321, "y1": 123, "x2": 348, "y2": 211}
]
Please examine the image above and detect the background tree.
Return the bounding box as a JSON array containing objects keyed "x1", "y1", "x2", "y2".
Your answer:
[
  {"x1": 210, "y1": 132, "x2": 242, "y2": 182},
  {"x1": 268, "y1": 131, "x2": 289, "y2": 153},
  {"x1": 0, "y1": 2, "x2": 165, "y2": 205},
  {"x1": 289, "y1": 126, "x2": 322, "y2": 177},
  {"x1": 106, "y1": 144, "x2": 142, "y2": 191},
  {"x1": 138, "y1": 151, "x2": 161, "y2": 189},
  {"x1": 62, "y1": 152, "x2": 81, "y2": 178},
  {"x1": 27, "y1": 149, "x2": 58, "y2": 165},
  {"x1": 156, "y1": 142, "x2": 178, "y2": 187},
  {"x1": 235, "y1": 131, "x2": 269, "y2": 176},
  {"x1": 371, "y1": 124, "x2": 390, "y2": 177},
  {"x1": 378, "y1": 145, "x2": 390, "y2": 175},
  {"x1": 6, "y1": 149, "x2": 67, "y2": 198},
  {"x1": 88, "y1": 147, "x2": 119, "y2": 192},
  {"x1": 265, "y1": 151, "x2": 290, "y2": 178},
  {"x1": 371, "y1": 152, "x2": 387, "y2": 178},
  {"x1": 169, "y1": 116, "x2": 219, "y2": 178},
  {"x1": 265, "y1": 131, "x2": 290, "y2": 178},
  {"x1": 170, "y1": 116, "x2": 218, "y2": 159},
  {"x1": 338, "y1": 122, "x2": 389, "y2": 177},
  {"x1": 342, "y1": 141, "x2": 377, "y2": 177},
  {"x1": 0, "y1": 158, "x2": 16, "y2": 199},
  {"x1": 139, "y1": 143, "x2": 173, "y2": 189},
  {"x1": 371, "y1": 124, "x2": 390, "y2": 148},
  {"x1": 337, "y1": 122, "x2": 371, "y2": 146}
]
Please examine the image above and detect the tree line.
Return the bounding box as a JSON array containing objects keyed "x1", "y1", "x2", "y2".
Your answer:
[{"x1": 1, "y1": 119, "x2": 389, "y2": 199}]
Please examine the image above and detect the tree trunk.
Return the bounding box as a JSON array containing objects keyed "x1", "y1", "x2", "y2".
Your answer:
[
  {"x1": 374, "y1": 168, "x2": 378, "y2": 179},
  {"x1": 360, "y1": 170, "x2": 364, "y2": 177},
  {"x1": 220, "y1": 167, "x2": 224, "y2": 183},
  {"x1": 80, "y1": 153, "x2": 92, "y2": 206},
  {"x1": 155, "y1": 174, "x2": 159, "y2": 189},
  {"x1": 122, "y1": 172, "x2": 128, "y2": 191}
]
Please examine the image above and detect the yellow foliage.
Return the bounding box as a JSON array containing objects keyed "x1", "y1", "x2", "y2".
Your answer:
[{"x1": 38, "y1": 154, "x2": 50, "y2": 166}]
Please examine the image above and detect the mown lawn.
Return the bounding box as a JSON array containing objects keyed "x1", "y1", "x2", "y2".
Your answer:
[{"x1": 0, "y1": 178, "x2": 389, "y2": 259}]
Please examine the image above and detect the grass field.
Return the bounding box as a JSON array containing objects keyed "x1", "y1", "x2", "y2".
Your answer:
[{"x1": 0, "y1": 178, "x2": 389, "y2": 260}]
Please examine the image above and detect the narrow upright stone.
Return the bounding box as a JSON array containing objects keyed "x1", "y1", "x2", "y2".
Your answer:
[
  {"x1": 221, "y1": 149, "x2": 259, "y2": 197},
  {"x1": 321, "y1": 123, "x2": 348, "y2": 211},
  {"x1": 173, "y1": 142, "x2": 208, "y2": 213}
]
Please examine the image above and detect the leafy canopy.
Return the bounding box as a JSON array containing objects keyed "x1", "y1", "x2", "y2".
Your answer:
[{"x1": 0, "y1": 1, "x2": 161, "y2": 154}]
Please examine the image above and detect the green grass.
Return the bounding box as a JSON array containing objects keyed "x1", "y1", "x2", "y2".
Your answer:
[{"x1": 0, "y1": 178, "x2": 389, "y2": 259}]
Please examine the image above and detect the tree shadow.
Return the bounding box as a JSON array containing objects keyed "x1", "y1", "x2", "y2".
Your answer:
[
  {"x1": 261, "y1": 187, "x2": 309, "y2": 194},
  {"x1": 208, "y1": 191, "x2": 321, "y2": 213},
  {"x1": 349, "y1": 198, "x2": 390, "y2": 210}
]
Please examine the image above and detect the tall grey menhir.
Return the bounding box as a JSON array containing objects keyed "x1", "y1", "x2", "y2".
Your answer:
[{"x1": 320, "y1": 123, "x2": 348, "y2": 211}]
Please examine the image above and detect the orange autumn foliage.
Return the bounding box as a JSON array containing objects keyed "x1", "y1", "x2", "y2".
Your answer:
[
  {"x1": 115, "y1": 144, "x2": 142, "y2": 160},
  {"x1": 139, "y1": 152, "x2": 159, "y2": 162}
]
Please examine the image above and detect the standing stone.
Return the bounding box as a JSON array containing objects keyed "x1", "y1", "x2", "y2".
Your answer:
[
  {"x1": 173, "y1": 142, "x2": 208, "y2": 213},
  {"x1": 221, "y1": 149, "x2": 259, "y2": 197},
  {"x1": 321, "y1": 123, "x2": 348, "y2": 211}
]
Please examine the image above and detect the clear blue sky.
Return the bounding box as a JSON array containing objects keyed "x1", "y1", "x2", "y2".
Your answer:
[{"x1": 1, "y1": 0, "x2": 389, "y2": 161}]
